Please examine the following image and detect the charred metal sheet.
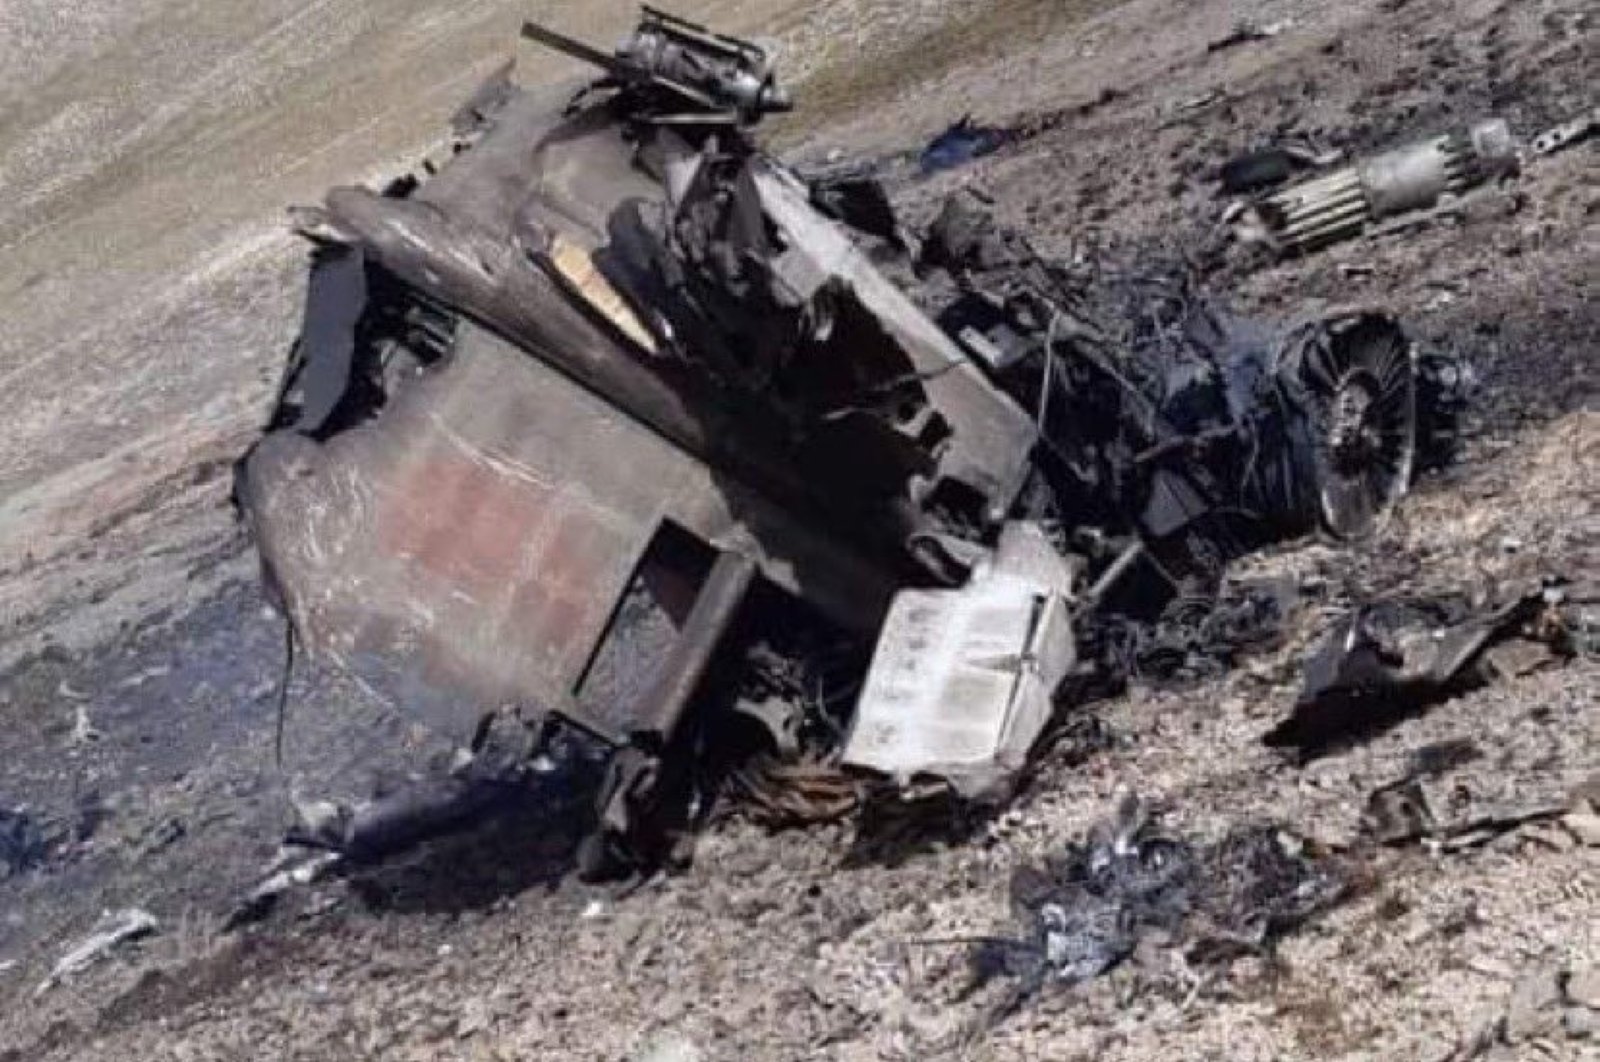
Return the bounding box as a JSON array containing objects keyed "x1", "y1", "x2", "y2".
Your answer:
[
  {"x1": 290, "y1": 67, "x2": 1033, "y2": 573},
  {"x1": 241, "y1": 319, "x2": 892, "y2": 739},
  {"x1": 297, "y1": 186, "x2": 729, "y2": 468},
  {"x1": 1266, "y1": 583, "x2": 1581, "y2": 754},
  {"x1": 749, "y1": 162, "x2": 1038, "y2": 523},
  {"x1": 288, "y1": 246, "x2": 368, "y2": 436}
]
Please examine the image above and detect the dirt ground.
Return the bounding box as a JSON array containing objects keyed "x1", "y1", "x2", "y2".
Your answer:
[{"x1": 0, "y1": 0, "x2": 1595, "y2": 1058}]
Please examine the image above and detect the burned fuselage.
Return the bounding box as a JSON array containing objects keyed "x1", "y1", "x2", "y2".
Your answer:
[{"x1": 238, "y1": 8, "x2": 1449, "y2": 863}]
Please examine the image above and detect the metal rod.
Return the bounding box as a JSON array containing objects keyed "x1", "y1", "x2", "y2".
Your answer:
[
  {"x1": 1078, "y1": 541, "x2": 1145, "y2": 614},
  {"x1": 521, "y1": 20, "x2": 629, "y2": 78}
]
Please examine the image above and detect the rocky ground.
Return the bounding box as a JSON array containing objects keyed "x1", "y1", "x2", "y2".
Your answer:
[{"x1": 0, "y1": 0, "x2": 1595, "y2": 1059}]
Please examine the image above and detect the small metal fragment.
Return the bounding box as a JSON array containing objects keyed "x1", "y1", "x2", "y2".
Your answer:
[
  {"x1": 1529, "y1": 106, "x2": 1598, "y2": 157},
  {"x1": 38, "y1": 908, "x2": 158, "y2": 994}
]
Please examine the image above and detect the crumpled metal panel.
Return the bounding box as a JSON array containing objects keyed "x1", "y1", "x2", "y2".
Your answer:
[
  {"x1": 750, "y1": 163, "x2": 1038, "y2": 517},
  {"x1": 241, "y1": 321, "x2": 892, "y2": 738},
  {"x1": 842, "y1": 523, "x2": 1078, "y2": 797}
]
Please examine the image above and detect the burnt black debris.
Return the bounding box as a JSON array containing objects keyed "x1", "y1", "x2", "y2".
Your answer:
[
  {"x1": 1219, "y1": 146, "x2": 1301, "y2": 194},
  {"x1": 1205, "y1": 19, "x2": 1284, "y2": 54},
  {"x1": 287, "y1": 712, "x2": 608, "y2": 866},
  {"x1": 920, "y1": 190, "x2": 1442, "y2": 577},
  {"x1": 1087, "y1": 577, "x2": 1294, "y2": 687},
  {"x1": 975, "y1": 795, "x2": 1345, "y2": 997},
  {"x1": 919, "y1": 116, "x2": 1016, "y2": 174},
  {"x1": 0, "y1": 806, "x2": 46, "y2": 879},
  {"x1": 1268, "y1": 582, "x2": 1582, "y2": 755},
  {"x1": 1216, "y1": 140, "x2": 1344, "y2": 194},
  {"x1": 235, "y1": 6, "x2": 1471, "y2": 869}
]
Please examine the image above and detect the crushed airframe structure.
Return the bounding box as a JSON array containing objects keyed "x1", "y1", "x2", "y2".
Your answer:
[{"x1": 236, "y1": 8, "x2": 1461, "y2": 868}]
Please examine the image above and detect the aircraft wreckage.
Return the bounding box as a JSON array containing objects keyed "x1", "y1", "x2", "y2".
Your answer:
[{"x1": 236, "y1": 8, "x2": 1464, "y2": 871}]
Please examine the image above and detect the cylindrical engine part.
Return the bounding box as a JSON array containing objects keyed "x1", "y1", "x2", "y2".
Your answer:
[
  {"x1": 1360, "y1": 134, "x2": 1460, "y2": 217},
  {"x1": 1249, "y1": 119, "x2": 1518, "y2": 254}
]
